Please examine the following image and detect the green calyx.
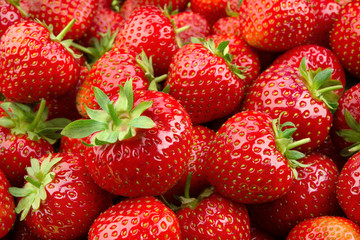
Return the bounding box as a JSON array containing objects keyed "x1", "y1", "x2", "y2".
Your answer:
[
  {"x1": 61, "y1": 79, "x2": 156, "y2": 146},
  {"x1": 225, "y1": 0, "x2": 239, "y2": 17},
  {"x1": 191, "y1": 37, "x2": 247, "y2": 80},
  {"x1": 0, "y1": 100, "x2": 71, "y2": 144},
  {"x1": 299, "y1": 57, "x2": 343, "y2": 113},
  {"x1": 272, "y1": 113, "x2": 311, "y2": 179},
  {"x1": 136, "y1": 51, "x2": 168, "y2": 91},
  {"x1": 337, "y1": 108, "x2": 360, "y2": 157},
  {"x1": 8, "y1": 155, "x2": 62, "y2": 221}
]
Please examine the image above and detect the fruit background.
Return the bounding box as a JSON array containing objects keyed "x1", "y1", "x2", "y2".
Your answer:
[{"x1": 1, "y1": 0, "x2": 360, "y2": 239}]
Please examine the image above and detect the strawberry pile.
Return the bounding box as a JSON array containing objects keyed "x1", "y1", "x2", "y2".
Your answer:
[{"x1": 1, "y1": 0, "x2": 360, "y2": 239}]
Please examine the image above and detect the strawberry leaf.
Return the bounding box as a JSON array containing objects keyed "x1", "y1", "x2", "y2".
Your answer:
[{"x1": 61, "y1": 119, "x2": 107, "y2": 138}]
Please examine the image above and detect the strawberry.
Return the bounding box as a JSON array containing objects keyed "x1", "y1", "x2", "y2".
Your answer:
[
  {"x1": 212, "y1": 16, "x2": 241, "y2": 36},
  {"x1": 11, "y1": 219, "x2": 39, "y2": 240},
  {"x1": 26, "y1": 0, "x2": 99, "y2": 40},
  {"x1": 0, "y1": 168, "x2": 15, "y2": 239},
  {"x1": 206, "y1": 111, "x2": 310, "y2": 204},
  {"x1": 89, "y1": 196, "x2": 181, "y2": 239},
  {"x1": 336, "y1": 151, "x2": 360, "y2": 225},
  {"x1": 238, "y1": 0, "x2": 316, "y2": 52},
  {"x1": 286, "y1": 216, "x2": 360, "y2": 239},
  {"x1": 190, "y1": 0, "x2": 228, "y2": 26},
  {"x1": 0, "y1": 100, "x2": 70, "y2": 187},
  {"x1": 248, "y1": 152, "x2": 340, "y2": 238},
  {"x1": 176, "y1": 190, "x2": 251, "y2": 239},
  {"x1": 0, "y1": 20, "x2": 81, "y2": 103},
  {"x1": 165, "y1": 38, "x2": 246, "y2": 125},
  {"x1": 62, "y1": 80, "x2": 194, "y2": 197},
  {"x1": 9, "y1": 153, "x2": 113, "y2": 240},
  {"x1": 134, "y1": 0, "x2": 189, "y2": 11},
  {"x1": 242, "y1": 58, "x2": 343, "y2": 152},
  {"x1": 329, "y1": 0, "x2": 360, "y2": 79},
  {"x1": 114, "y1": 5, "x2": 180, "y2": 75},
  {"x1": 0, "y1": 0, "x2": 28, "y2": 37}
]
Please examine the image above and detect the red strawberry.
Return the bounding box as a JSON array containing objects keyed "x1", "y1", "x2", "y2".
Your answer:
[
  {"x1": 114, "y1": 5, "x2": 180, "y2": 75},
  {"x1": 0, "y1": 20, "x2": 81, "y2": 103},
  {"x1": 0, "y1": 0, "x2": 27, "y2": 37},
  {"x1": 190, "y1": 0, "x2": 228, "y2": 26},
  {"x1": 238, "y1": 0, "x2": 316, "y2": 52},
  {"x1": 89, "y1": 196, "x2": 181, "y2": 239},
  {"x1": 0, "y1": 100, "x2": 70, "y2": 187},
  {"x1": 248, "y1": 152, "x2": 340, "y2": 238},
  {"x1": 26, "y1": 0, "x2": 98, "y2": 40},
  {"x1": 207, "y1": 111, "x2": 310, "y2": 204},
  {"x1": 0, "y1": 168, "x2": 15, "y2": 239},
  {"x1": 176, "y1": 191, "x2": 251, "y2": 239},
  {"x1": 11, "y1": 218, "x2": 39, "y2": 240},
  {"x1": 330, "y1": 1, "x2": 360, "y2": 79},
  {"x1": 286, "y1": 216, "x2": 360, "y2": 240},
  {"x1": 242, "y1": 58, "x2": 342, "y2": 152},
  {"x1": 165, "y1": 38, "x2": 246, "y2": 125},
  {"x1": 9, "y1": 153, "x2": 113, "y2": 240},
  {"x1": 212, "y1": 16, "x2": 241, "y2": 36},
  {"x1": 62, "y1": 80, "x2": 194, "y2": 197},
  {"x1": 336, "y1": 151, "x2": 360, "y2": 225},
  {"x1": 134, "y1": 0, "x2": 189, "y2": 11}
]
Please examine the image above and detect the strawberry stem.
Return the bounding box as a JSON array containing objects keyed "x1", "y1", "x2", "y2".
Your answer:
[
  {"x1": 7, "y1": 0, "x2": 29, "y2": 17},
  {"x1": 55, "y1": 19, "x2": 76, "y2": 42},
  {"x1": 27, "y1": 99, "x2": 46, "y2": 132}
]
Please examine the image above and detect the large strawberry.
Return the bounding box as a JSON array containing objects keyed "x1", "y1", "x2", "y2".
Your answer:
[
  {"x1": 0, "y1": 20, "x2": 81, "y2": 103},
  {"x1": 89, "y1": 196, "x2": 181, "y2": 239},
  {"x1": 62, "y1": 80, "x2": 194, "y2": 197},
  {"x1": 0, "y1": 168, "x2": 15, "y2": 239},
  {"x1": 242, "y1": 58, "x2": 343, "y2": 152},
  {"x1": 238, "y1": 0, "x2": 316, "y2": 52},
  {"x1": 165, "y1": 38, "x2": 246, "y2": 125},
  {"x1": 206, "y1": 110, "x2": 310, "y2": 204},
  {"x1": 9, "y1": 153, "x2": 113, "y2": 240},
  {"x1": 248, "y1": 152, "x2": 340, "y2": 238}
]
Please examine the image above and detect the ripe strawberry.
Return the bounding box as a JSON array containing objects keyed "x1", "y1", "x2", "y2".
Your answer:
[
  {"x1": 135, "y1": 0, "x2": 189, "y2": 11},
  {"x1": 330, "y1": 1, "x2": 360, "y2": 79},
  {"x1": 0, "y1": 168, "x2": 15, "y2": 239},
  {"x1": 336, "y1": 151, "x2": 360, "y2": 225},
  {"x1": 114, "y1": 5, "x2": 180, "y2": 75},
  {"x1": 248, "y1": 152, "x2": 340, "y2": 238},
  {"x1": 176, "y1": 191, "x2": 251, "y2": 239},
  {"x1": 212, "y1": 16, "x2": 241, "y2": 36},
  {"x1": 286, "y1": 216, "x2": 360, "y2": 239},
  {"x1": 89, "y1": 196, "x2": 181, "y2": 239},
  {"x1": 62, "y1": 80, "x2": 193, "y2": 197},
  {"x1": 0, "y1": 20, "x2": 81, "y2": 103},
  {"x1": 9, "y1": 153, "x2": 113, "y2": 240},
  {"x1": 26, "y1": 0, "x2": 98, "y2": 40},
  {"x1": 0, "y1": 0, "x2": 27, "y2": 37},
  {"x1": 207, "y1": 111, "x2": 310, "y2": 204},
  {"x1": 242, "y1": 58, "x2": 343, "y2": 152},
  {"x1": 190, "y1": 0, "x2": 228, "y2": 26},
  {"x1": 238, "y1": 0, "x2": 316, "y2": 52},
  {"x1": 0, "y1": 100, "x2": 70, "y2": 187},
  {"x1": 165, "y1": 38, "x2": 246, "y2": 125}
]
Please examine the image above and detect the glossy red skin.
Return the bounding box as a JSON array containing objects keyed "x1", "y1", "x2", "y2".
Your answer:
[
  {"x1": 210, "y1": 33, "x2": 261, "y2": 87},
  {"x1": 207, "y1": 111, "x2": 294, "y2": 204},
  {"x1": 330, "y1": 1, "x2": 360, "y2": 79},
  {"x1": 76, "y1": 47, "x2": 149, "y2": 118},
  {"x1": 271, "y1": 44, "x2": 346, "y2": 96},
  {"x1": 212, "y1": 16, "x2": 242, "y2": 37},
  {"x1": 166, "y1": 43, "x2": 245, "y2": 125},
  {"x1": 114, "y1": 5, "x2": 179, "y2": 75},
  {"x1": 135, "y1": 0, "x2": 189, "y2": 11},
  {"x1": 0, "y1": 20, "x2": 80, "y2": 103},
  {"x1": 89, "y1": 196, "x2": 181, "y2": 239},
  {"x1": 190, "y1": 0, "x2": 228, "y2": 26},
  {"x1": 24, "y1": 153, "x2": 113, "y2": 240},
  {"x1": 79, "y1": 8, "x2": 125, "y2": 47},
  {"x1": 87, "y1": 90, "x2": 193, "y2": 197},
  {"x1": 248, "y1": 153, "x2": 340, "y2": 238},
  {"x1": 0, "y1": 169, "x2": 15, "y2": 239},
  {"x1": 0, "y1": 127, "x2": 54, "y2": 187},
  {"x1": 177, "y1": 193, "x2": 251, "y2": 240},
  {"x1": 59, "y1": 135, "x2": 94, "y2": 158},
  {"x1": 26, "y1": 0, "x2": 98, "y2": 40},
  {"x1": 239, "y1": 0, "x2": 315, "y2": 52},
  {"x1": 241, "y1": 64, "x2": 333, "y2": 152},
  {"x1": 171, "y1": 11, "x2": 211, "y2": 45},
  {"x1": 331, "y1": 83, "x2": 360, "y2": 152},
  {"x1": 0, "y1": 0, "x2": 27, "y2": 38},
  {"x1": 286, "y1": 216, "x2": 360, "y2": 240},
  {"x1": 336, "y1": 151, "x2": 360, "y2": 225},
  {"x1": 163, "y1": 125, "x2": 214, "y2": 203}
]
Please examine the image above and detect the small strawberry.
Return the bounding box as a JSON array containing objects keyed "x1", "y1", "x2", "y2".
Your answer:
[
  {"x1": 238, "y1": 0, "x2": 316, "y2": 52},
  {"x1": 89, "y1": 196, "x2": 181, "y2": 239},
  {"x1": 190, "y1": 0, "x2": 229, "y2": 26},
  {"x1": 286, "y1": 216, "x2": 360, "y2": 240},
  {"x1": 0, "y1": 168, "x2": 15, "y2": 239},
  {"x1": 207, "y1": 111, "x2": 310, "y2": 204},
  {"x1": 212, "y1": 16, "x2": 241, "y2": 36},
  {"x1": 9, "y1": 153, "x2": 113, "y2": 240},
  {"x1": 134, "y1": 0, "x2": 189, "y2": 11}
]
